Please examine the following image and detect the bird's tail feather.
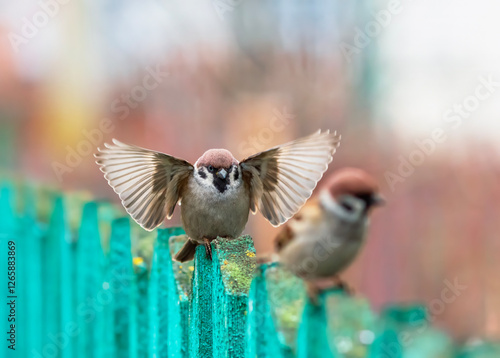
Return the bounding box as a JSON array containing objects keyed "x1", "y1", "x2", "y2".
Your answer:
[{"x1": 173, "y1": 239, "x2": 197, "y2": 262}]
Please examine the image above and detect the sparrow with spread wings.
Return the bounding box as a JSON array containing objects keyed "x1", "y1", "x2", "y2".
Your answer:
[{"x1": 95, "y1": 130, "x2": 341, "y2": 262}]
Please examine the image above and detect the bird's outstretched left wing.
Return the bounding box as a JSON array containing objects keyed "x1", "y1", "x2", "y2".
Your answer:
[{"x1": 95, "y1": 139, "x2": 193, "y2": 231}]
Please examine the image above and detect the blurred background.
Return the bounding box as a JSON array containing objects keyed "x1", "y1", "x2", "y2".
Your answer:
[{"x1": 0, "y1": 0, "x2": 499, "y2": 343}]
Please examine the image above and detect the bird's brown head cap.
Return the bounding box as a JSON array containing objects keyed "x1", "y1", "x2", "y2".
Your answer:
[
  {"x1": 196, "y1": 149, "x2": 238, "y2": 169},
  {"x1": 324, "y1": 168, "x2": 380, "y2": 200}
]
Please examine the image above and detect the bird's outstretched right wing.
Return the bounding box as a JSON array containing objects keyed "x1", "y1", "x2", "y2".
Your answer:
[{"x1": 95, "y1": 139, "x2": 193, "y2": 231}]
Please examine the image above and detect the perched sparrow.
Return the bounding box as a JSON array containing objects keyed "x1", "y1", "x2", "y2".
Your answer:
[
  {"x1": 95, "y1": 130, "x2": 341, "y2": 262},
  {"x1": 275, "y1": 168, "x2": 384, "y2": 298}
]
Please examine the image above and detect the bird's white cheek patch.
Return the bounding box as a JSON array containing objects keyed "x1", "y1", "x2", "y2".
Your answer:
[{"x1": 320, "y1": 190, "x2": 362, "y2": 223}]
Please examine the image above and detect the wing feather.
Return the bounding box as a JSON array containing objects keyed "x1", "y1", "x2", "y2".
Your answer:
[
  {"x1": 241, "y1": 130, "x2": 341, "y2": 226},
  {"x1": 95, "y1": 139, "x2": 193, "y2": 231}
]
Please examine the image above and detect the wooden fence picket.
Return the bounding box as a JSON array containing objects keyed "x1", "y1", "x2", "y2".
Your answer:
[
  {"x1": 20, "y1": 186, "x2": 43, "y2": 357},
  {"x1": 149, "y1": 227, "x2": 187, "y2": 358},
  {"x1": 190, "y1": 244, "x2": 215, "y2": 357},
  {"x1": 44, "y1": 198, "x2": 66, "y2": 358},
  {"x1": 134, "y1": 259, "x2": 149, "y2": 358},
  {"x1": 168, "y1": 233, "x2": 194, "y2": 358},
  {"x1": 0, "y1": 185, "x2": 14, "y2": 358},
  {"x1": 246, "y1": 263, "x2": 283, "y2": 358},
  {"x1": 264, "y1": 264, "x2": 306, "y2": 357},
  {"x1": 211, "y1": 236, "x2": 256, "y2": 358},
  {"x1": 108, "y1": 218, "x2": 137, "y2": 358}
]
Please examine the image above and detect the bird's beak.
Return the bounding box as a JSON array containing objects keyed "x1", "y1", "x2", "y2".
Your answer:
[
  {"x1": 371, "y1": 194, "x2": 386, "y2": 207},
  {"x1": 217, "y1": 169, "x2": 227, "y2": 180}
]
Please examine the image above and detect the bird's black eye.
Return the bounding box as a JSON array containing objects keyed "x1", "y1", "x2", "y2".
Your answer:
[
  {"x1": 340, "y1": 201, "x2": 354, "y2": 212},
  {"x1": 207, "y1": 165, "x2": 214, "y2": 172}
]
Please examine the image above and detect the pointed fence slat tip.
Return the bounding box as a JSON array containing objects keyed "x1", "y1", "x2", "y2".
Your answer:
[
  {"x1": 113, "y1": 216, "x2": 131, "y2": 227},
  {"x1": 48, "y1": 196, "x2": 66, "y2": 234},
  {"x1": 82, "y1": 201, "x2": 98, "y2": 216}
]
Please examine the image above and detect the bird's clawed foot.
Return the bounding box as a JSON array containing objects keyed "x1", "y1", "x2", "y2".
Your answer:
[
  {"x1": 334, "y1": 276, "x2": 355, "y2": 295},
  {"x1": 203, "y1": 238, "x2": 212, "y2": 260}
]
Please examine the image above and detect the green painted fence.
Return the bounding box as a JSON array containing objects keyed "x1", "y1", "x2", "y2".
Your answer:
[{"x1": 0, "y1": 184, "x2": 497, "y2": 358}]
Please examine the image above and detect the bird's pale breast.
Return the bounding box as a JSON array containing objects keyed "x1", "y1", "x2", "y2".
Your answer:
[
  {"x1": 280, "y1": 212, "x2": 368, "y2": 279},
  {"x1": 180, "y1": 176, "x2": 250, "y2": 243}
]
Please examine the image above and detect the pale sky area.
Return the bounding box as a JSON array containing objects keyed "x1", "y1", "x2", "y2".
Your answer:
[{"x1": 376, "y1": 0, "x2": 500, "y2": 140}]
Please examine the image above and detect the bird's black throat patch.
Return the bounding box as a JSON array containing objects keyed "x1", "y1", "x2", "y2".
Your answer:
[{"x1": 212, "y1": 175, "x2": 228, "y2": 193}]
